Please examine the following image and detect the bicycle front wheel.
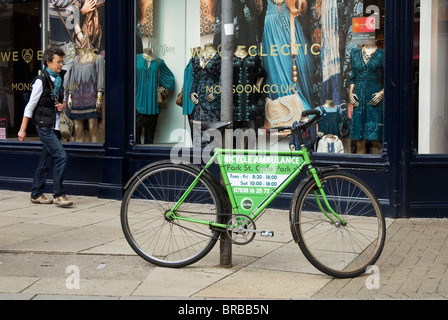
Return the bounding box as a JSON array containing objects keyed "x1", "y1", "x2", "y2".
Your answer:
[
  {"x1": 290, "y1": 171, "x2": 386, "y2": 278},
  {"x1": 121, "y1": 162, "x2": 226, "y2": 268}
]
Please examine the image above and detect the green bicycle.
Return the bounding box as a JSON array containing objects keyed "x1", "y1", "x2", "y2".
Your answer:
[{"x1": 120, "y1": 110, "x2": 386, "y2": 278}]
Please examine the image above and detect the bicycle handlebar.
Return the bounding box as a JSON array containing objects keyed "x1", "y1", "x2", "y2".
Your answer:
[
  {"x1": 302, "y1": 109, "x2": 321, "y2": 118},
  {"x1": 267, "y1": 109, "x2": 321, "y2": 135}
]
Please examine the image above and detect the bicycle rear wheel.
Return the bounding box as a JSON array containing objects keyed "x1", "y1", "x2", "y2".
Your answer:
[
  {"x1": 290, "y1": 171, "x2": 386, "y2": 278},
  {"x1": 121, "y1": 161, "x2": 226, "y2": 268}
]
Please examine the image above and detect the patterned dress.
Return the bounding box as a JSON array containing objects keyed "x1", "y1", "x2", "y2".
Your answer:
[
  {"x1": 66, "y1": 54, "x2": 105, "y2": 120},
  {"x1": 190, "y1": 53, "x2": 222, "y2": 122},
  {"x1": 232, "y1": 53, "x2": 266, "y2": 123},
  {"x1": 190, "y1": 52, "x2": 222, "y2": 147},
  {"x1": 349, "y1": 48, "x2": 384, "y2": 141}
]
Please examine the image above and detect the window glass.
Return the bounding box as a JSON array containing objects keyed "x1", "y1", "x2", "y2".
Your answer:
[
  {"x1": 310, "y1": 0, "x2": 385, "y2": 155},
  {"x1": 135, "y1": 0, "x2": 182, "y2": 146},
  {"x1": 135, "y1": 0, "x2": 386, "y2": 155},
  {"x1": 414, "y1": 0, "x2": 448, "y2": 154},
  {"x1": 50, "y1": 0, "x2": 106, "y2": 143},
  {"x1": 0, "y1": 0, "x2": 106, "y2": 143},
  {"x1": 0, "y1": 1, "x2": 41, "y2": 140}
]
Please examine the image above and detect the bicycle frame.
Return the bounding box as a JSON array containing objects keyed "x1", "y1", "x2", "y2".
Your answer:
[{"x1": 167, "y1": 146, "x2": 346, "y2": 229}]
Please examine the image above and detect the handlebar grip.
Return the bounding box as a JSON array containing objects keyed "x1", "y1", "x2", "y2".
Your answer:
[
  {"x1": 267, "y1": 126, "x2": 292, "y2": 135},
  {"x1": 302, "y1": 109, "x2": 321, "y2": 118}
]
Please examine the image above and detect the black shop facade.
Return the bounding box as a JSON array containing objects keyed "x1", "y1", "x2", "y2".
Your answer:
[{"x1": 0, "y1": 0, "x2": 447, "y2": 218}]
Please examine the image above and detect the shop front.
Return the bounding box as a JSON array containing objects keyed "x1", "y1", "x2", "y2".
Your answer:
[{"x1": 0, "y1": 0, "x2": 446, "y2": 218}]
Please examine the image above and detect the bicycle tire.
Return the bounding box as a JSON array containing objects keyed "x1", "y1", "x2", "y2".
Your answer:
[
  {"x1": 290, "y1": 170, "x2": 386, "y2": 278},
  {"x1": 121, "y1": 161, "x2": 226, "y2": 268}
]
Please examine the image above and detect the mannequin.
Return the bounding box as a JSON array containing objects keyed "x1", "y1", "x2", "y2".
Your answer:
[
  {"x1": 67, "y1": 47, "x2": 105, "y2": 143},
  {"x1": 190, "y1": 43, "x2": 221, "y2": 147},
  {"x1": 317, "y1": 99, "x2": 343, "y2": 137},
  {"x1": 135, "y1": 46, "x2": 175, "y2": 144},
  {"x1": 138, "y1": 47, "x2": 156, "y2": 144},
  {"x1": 317, "y1": 133, "x2": 344, "y2": 153},
  {"x1": 349, "y1": 39, "x2": 384, "y2": 154},
  {"x1": 232, "y1": 45, "x2": 266, "y2": 143},
  {"x1": 142, "y1": 47, "x2": 155, "y2": 62},
  {"x1": 190, "y1": 43, "x2": 219, "y2": 106},
  {"x1": 180, "y1": 47, "x2": 201, "y2": 119},
  {"x1": 234, "y1": 45, "x2": 249, "y2": 59}
]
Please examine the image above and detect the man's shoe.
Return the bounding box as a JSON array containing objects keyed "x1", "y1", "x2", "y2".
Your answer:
[
  {"x1": 31, "y1": 194, "x2": 53, "y2": 204},
  {"x1": 53, "y1": 195, "x2": 73, "y2": 207}
]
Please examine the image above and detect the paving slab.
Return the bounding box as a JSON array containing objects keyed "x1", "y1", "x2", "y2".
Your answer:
[{"x1": 1, "y1": 190, "x2": 448, "y2": 300}]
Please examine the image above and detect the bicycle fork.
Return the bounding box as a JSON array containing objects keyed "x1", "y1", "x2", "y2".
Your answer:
[{"x1": 308, "y1": 167, "x2": 347, "y2": 226}]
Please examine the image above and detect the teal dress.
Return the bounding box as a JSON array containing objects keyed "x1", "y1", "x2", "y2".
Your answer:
[
  {"x1": 135, "y1": 54, "x2": 175, "y2": 115},
  {"x1": 349, "y1": 48, "x2": 384, "y2": 141},
  {"x1": 261, "y1": 1, "x2": 313, "y2": 108}
]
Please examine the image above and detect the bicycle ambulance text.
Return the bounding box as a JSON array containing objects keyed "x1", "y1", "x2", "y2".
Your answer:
[{"x1": 223, "y1": 155, "x2": 302, "y2": 165}]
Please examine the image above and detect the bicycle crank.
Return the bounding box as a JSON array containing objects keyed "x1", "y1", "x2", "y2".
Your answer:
[{"x1": 226, "y1": 215, "x2": 275, "y2": 245}]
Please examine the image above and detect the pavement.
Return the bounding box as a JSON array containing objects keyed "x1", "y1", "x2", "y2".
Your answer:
[{"x1": 0, "y1": 189, "x2": 448, "y2": 301}]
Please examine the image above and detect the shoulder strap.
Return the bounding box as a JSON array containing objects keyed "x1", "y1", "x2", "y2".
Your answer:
[
  {"x1": 318, "y1": 105, "x2": 326, "y2": 116},
  {"x1": 56, "y1": 9, "x2": 76, "y2": 45},
  {"x1": 290, "y1": 12, "x2": 297, "y2": 56}
]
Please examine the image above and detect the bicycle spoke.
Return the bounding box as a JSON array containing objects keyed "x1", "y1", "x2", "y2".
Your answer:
[
  {"x1": 121, "y1": 163, "x2": 224, "y2": 267},
  {"x1": 291, "y1": 172, "x2": 385, "y2": 278}
]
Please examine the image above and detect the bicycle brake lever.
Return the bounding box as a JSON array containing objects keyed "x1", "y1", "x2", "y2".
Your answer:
[
  {"x1": 267, "y1": 127, "x2": 295, "y2": 149},
  {"x1": 267, "y1": 126, "x2": 293, "y2": 135}
]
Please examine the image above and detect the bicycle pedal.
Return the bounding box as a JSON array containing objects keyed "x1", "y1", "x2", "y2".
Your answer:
[{"x1": 260, "y1": 231, "x2": 274, "y2": 237}]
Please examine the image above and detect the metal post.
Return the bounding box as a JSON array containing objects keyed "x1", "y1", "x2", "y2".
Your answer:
[
  {"x1": 219, "y1": 0, "x2": 234, "y2": 268},
  {"x1": 220, "y1": 0, "x2": 234, "y2": 123},
  {"x1": 41, "y1": 0, "x2": 49, "y2": 69}
]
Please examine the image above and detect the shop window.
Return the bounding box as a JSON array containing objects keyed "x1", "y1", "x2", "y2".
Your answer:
[
  {"x1": 134, "y1": 0, "x2": 386, "y2": 156},
  {"x1": 413, "y1": 0, "x2": 448, "y2": 154},
  {"x1": 0, "y1": 0, "x2": 106, "y2": 144},
  {"x1": 0, "y1": 1, "x2": 41, "y2": 140},
  {"x1": 135, "y1": 0, "x2": 181, "y2": 146}
]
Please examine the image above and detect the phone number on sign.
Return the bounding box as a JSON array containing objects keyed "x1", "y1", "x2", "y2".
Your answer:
[{"x1": 233, "y1": 187, "x2": 271, "y2": 194}]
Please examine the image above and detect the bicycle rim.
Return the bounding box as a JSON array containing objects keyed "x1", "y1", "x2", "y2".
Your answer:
[
  {"x1": 121, "y1": 163, "x2": 222, "y2": 268},
  {"x1": 291, "y1": 172, "x2": 386, "y2": 278}
]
